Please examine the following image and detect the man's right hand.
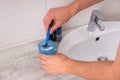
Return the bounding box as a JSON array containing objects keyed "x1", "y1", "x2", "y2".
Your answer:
[
  {"x1": 43, "y1": 0, "x2": 103, "y2": 34},
  {"x1": 43, "y1": 6, "x2": 72, "y2": 34}
]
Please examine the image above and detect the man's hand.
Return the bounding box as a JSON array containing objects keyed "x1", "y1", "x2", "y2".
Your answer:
[
  {"x1": 38, "y1": 52, "x2": 72, "y2": 74},
  {"x1": 43, "y1": 0, "x2": 103, "y2": 34},
  {"x1": 38, "y1": 44, "x2": 120, "y2": 80},
  {"x1": 43, "y1": 6, "x2": 72, "y2": 34}
]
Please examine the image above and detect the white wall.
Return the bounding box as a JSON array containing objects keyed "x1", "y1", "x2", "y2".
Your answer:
[
  {"x1": 0, "y1": 0, "x2": 120, "y2": 50},
  {"x1": 0, "y1": 0, "x2": 46, "y2": 50}
]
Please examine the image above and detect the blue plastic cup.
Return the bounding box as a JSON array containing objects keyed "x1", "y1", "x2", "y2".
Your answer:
[{"x1": 38, "y1": 40, "x2": 56, "y2": 55}]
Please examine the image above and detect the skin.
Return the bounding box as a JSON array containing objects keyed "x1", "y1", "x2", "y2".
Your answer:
[
  {"x1": 39, "y1": 44, "x2": 120, "y2": 80},
  {"x1": 43, "y1": 0, "x2": 103, "y2": 34},
  {"x1": 39, "y1": 0, "x2": 120, "y2": 79}
]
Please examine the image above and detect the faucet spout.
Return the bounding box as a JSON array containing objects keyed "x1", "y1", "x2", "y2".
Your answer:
[{"x1": 87, "y1": 10, "x2": 105, "y2": 32}]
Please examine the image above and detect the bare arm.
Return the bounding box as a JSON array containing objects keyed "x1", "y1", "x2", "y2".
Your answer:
[
  {"x1": 68, "y1": 0, "x2": 103, "y2": 17},
  {"x1": 39, "y1": 44, "x2": 120, "y2": 80},
  {"x1": 68, "y1": 44, "x2": 120, "y2": 80},
  {"x1": 68, "y1": 60, "x2": 113, "y2": 80},
  {"x1": 43, "y1": 0, "x2": 103, "y2": 33}
]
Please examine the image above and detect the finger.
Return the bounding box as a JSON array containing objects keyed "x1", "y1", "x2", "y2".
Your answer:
[
  {"x1": 39, "y1": 59, "x2": 47, "y2": 65},
  {"x1": 50, "y1": 22, "x2": 60, "y2": 34},
  {"x1": 41, "y1": 64, "x2": 48, "y2": 69},
  {"x1": 43, "y1": 14, "x2": 53, "y2": 33},
  {"x1": 38, "y1": 56, "x2": 46, "y2": 61},
  {"x1": 46, "y1": 18, "x2": 53, "y2": 33},
  {"x1": 39, "y1": 53, "x2": 52, "y2": 60},
  {"x1": 40, "y1": 62, "x2": 50, "y2": 70},
  {"x1": 39, "y1": 53, "x2": 47, "y2": 59}
]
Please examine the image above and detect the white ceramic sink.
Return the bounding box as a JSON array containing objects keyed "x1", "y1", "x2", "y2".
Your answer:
[{"x1": 58, "y1": 22, "x2": 120, "y2": 61}]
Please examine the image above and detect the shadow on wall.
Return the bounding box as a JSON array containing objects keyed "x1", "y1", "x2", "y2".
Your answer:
[{"x1": 100, "y1": 0, "x2": 120, "y2": 20}]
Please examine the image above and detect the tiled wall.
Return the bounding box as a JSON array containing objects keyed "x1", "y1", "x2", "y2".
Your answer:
[
  {"x1": 0, "y1": 0, "x2": 46, "y2": 50},
  {"x1": 0, "y1": 0, "x2": 120, "y2": 50}
]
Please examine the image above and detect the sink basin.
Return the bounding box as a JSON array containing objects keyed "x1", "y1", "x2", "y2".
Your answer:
[{"x1": 58, "y1": 22, "x2": 120, "y2": 61}]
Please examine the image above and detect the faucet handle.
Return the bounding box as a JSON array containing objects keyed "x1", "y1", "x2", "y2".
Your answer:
[
  {"x1": 92, "y1": 10, "x2": 105, "y2": 21},
  {"x1": 87, "y1": 10, "x2": 105, "y2": 32}
]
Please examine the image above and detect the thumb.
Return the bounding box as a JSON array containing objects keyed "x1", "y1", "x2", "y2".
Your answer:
[{"x1": 50, "y1": 23, "x2": 60, "y2": 34}]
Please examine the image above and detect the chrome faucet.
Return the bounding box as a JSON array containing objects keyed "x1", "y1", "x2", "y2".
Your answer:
[{"x1": 87, "y1": 10, "x2": 105, "y2": 32}]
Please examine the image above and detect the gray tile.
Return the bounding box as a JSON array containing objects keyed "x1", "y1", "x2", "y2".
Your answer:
[{"x1": 0, "y1": 41, "x2": 85, "y2": 80}]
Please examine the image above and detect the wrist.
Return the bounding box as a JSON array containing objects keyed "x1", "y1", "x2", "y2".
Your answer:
[
  {"x1": 63, "y1": 6, "x2": 74, "y2": 20},
  {"x1": 65, "y1": 59, "x2": 76, "y2": 74},
  {"x1": 67, "y1": 0, "x2": 103, "y2": 17},
  {"x1": 67, "y1": 0, "x2": 82, "y2": 17}
]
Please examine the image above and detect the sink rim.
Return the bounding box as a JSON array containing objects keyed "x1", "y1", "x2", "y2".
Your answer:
[{"x1": 58, "y1": 21, "x2": 120, "y2": 54}]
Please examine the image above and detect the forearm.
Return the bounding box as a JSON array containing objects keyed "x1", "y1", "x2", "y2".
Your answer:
[
  {"x1": 68, "y1": 60, "x2": 114, "y2": 80},
  {"x1": 67, "y1": 0, "x2": 103, "y2": 17}
]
